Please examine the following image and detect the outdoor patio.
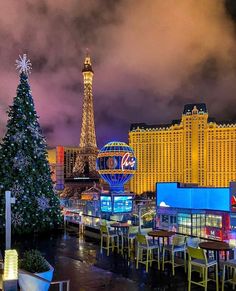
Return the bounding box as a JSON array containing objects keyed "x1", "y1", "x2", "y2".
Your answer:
[{"x1": 12, "y1": 230, "x2": 234, "y2": 291}]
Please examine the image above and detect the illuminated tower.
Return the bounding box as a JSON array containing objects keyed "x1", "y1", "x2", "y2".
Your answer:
[{"x1": 73, "y1": 54, "x2": 98, "y2": 177}]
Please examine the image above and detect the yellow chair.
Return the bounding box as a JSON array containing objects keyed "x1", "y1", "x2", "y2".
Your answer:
[
  {"x1": 126, "y1": 226, "x2": 139, "y2": 258},
  {"x1": 136, "y1": 233, "x2": 160, "y2": 272},
  {"x1": 186, "y1": 237, "x2": 200, "y2": 248},
  {"x1": 114, "y1": 226, "x2": 139, "y2": 257},
  {"x1": 162, "y1": 235, "x2": 186, "y2": 275},
  {"x1": 222, "y1": 259, "x2": 236, "y2": 291},
  {"x1": 100, "y1": 225, "x2": 119, "y2": 256},
  {"x1": 186, "y1": 237, "x2": 202, "y2": 276},
  {"x1": 187, "y1": 246, "x2": 218, "y2": 291}
]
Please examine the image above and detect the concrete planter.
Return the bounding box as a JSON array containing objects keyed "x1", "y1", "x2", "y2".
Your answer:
[{"x1": 19, "y1": 263, "x2": 54, "y2": 291}]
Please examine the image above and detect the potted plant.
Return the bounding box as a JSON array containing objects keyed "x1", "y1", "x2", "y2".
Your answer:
[{"x1": 18, "y1": 250, "x2": 54, "y2": 291}]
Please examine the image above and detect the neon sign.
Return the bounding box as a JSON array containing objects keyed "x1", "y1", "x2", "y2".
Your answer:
[
  {"x1": 106, "y1": 157, "x2": 117, "y2": 169},
  {"x1": 206, "y1": 228, "x2": 222, "y2": 240},
  {"x1": 96, "y1": 141, "x2": 136, "y2": 194},
  {"x1": 232, "y1": 195, "x2": 236, "y2": 208},
  {"x1": 121, "y1": 152, "x2": 136, "y2": 171}
]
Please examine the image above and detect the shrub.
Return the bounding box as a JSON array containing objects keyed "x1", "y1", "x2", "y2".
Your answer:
[{"x1": 20, "y1": 250, "x2": 49, "y2": 273}]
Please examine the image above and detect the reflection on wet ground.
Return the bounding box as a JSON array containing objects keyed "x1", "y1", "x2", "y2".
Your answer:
[{"x1": 11, "y1": 230, "x2": 232, "y2": 290}]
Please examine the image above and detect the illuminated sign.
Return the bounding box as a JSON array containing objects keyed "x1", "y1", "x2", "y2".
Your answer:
[
  {"x1": 106, "y1": 157, "x2": 117, "y2": 169},
  {"x1": 206, "y1": 228, "x2": 222, "y2": 240},
  {"x1": 121, "y1": 153, "x2": 136, "y2": 171},
  {"x1": 100, "y1": 196, "x2": 112, "y2": 212},
  {"x1": 100, "y1": 195, "x2": 133, "y2": 213},
  {"x1": 113, "y1": 196, "x2": 133, "y2": 213},
  {"x1": 230, "y1": 182, "x2": 236, "y2": 212},
  {"x1": 97, "y1": 141, "x2": 136, "y2": 194},
  {"x1": 156, "y1": 183, "x2": 230, "y2": 211},
  {"x1": 56, "y1": 146, "x2": 64, "y2": 190},
  {"x1": 56, "y1": 146, "x2": 64, "y2": 164},
  {"x1": 232, "y1": 195, "x2": 236, "y2": 207}
]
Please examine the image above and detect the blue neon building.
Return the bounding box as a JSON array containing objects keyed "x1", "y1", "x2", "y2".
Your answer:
[
  {"x1": 156, "y1": 183, "x2": 230, "y2": 211},
  {"x1": 156, "y1": 182, "x2": 236, "y2": 241}
]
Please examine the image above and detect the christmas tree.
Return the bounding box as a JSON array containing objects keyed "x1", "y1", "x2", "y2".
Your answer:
[{"x1": 0, "y1": 54, "x2": 62, "y2": 234}]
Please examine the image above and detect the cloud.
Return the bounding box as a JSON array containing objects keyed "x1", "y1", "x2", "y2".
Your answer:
[
  {"x1": 96, "y1": 0, "x2": 236, "y2": 119},
  {"x1": 0, "y1": 0, "x2": 235, "y2": 147}
]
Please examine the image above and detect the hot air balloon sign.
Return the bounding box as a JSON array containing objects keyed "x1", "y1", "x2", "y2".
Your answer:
[{"x1": 96, "y1": 141, "x2": 137, "y2": 194}]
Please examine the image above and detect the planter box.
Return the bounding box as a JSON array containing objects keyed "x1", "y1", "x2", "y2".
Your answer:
[{"x1": 19, "y1": 263, "x2": 54, "y2": 291}]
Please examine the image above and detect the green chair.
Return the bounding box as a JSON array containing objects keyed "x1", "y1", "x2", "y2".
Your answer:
[
  {"x1": 187, "y1": 246, "x2": 219, "y2": 291},
  {"x1": 162, "y1": 235, "x2": 186, "y2": 275},
  {"x1": 222, "y1": 259, "x2": 236, "y2": 291},
  {"x1": 114, "y1": 225, "x2": 139, "y2": 257},
  {"x1": 186, "y1": 237, "x2": 200, "y2": 248},
  {"x1": 136, "y1": 233, "x2": 160, "y2": 272},
  {"x1": 126, "y1": 226, "x2": 139, "y2": 258},
  {"x1": 100, "y1": 225, "x2": 119, "y2": 256},
  {"x1": 186, "y1": 237, "x2": 202, "y2": 276}
]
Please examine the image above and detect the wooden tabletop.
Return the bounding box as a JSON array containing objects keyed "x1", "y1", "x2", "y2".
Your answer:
[
  {"x1": 148, "y1": 230, "x2": 175, "y2": 238},
  {"x1": 199, "y1": 241, "x2": 232, "y2": 251},
  {"x1": 111, "y1": 222, "x2": 130, "y2": 228}
]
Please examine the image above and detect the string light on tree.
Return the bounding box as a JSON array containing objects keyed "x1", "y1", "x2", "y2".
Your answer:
[
  {"x1": 10, "y1": 183, "x2": 24, "y2": 198},
  {"x1": 12, "y1": 132, "x2": 25, "y2": 143},
  {"x1": 11, "y1": 212, "x2": 23, "y2": 227},
  {"x1": 13, "y1": 151, "x2": 29, "y2": 170},
  {"x1": 37, "y1": 196, "x2": 50, "y2": 211},
  {"x1": 0, "y1": 54, "x2": 62, "y2": 233}
]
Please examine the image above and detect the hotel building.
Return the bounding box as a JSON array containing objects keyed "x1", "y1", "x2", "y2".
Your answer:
[
  {"x1": 129, "y1": 103, "x2": 236, "y2": 194},
  {"x1": 156, "y1": 182, "x2": 236, "y2": 241},
  {"x1": 47, "y1": 146, "x2": 80, "y2": 190}
]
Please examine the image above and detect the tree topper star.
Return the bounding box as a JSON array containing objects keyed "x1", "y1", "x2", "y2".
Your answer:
[{"x1": 15, "y1": 54, "x2": 32, "y2": 75}]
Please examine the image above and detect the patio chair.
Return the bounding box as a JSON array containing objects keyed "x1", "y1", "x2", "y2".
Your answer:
[
  {"x1": 100, "y1": 225, "x2": 119, "y2": 256},
  {"x1": 187, "y1": 246, "x2": 219, "y2": 291},
  {"x1": 162, "y1": 234, "x2": 186, "y2": 275},
  {"x1": 186, "y1": 237, "x2": 202, "y2": 275},
  {"x1": 222, "y1": 259, "x2": 236, "y2": 291},
  {"x1": 186, "y1": 237, "x2": 200, "y2": 248},
  {"x1": 136, "y1": 233, "x2": 160, "y2": 272},
  {"x1": 126, "y1": 226, "x2": 139, "y2": 258}
]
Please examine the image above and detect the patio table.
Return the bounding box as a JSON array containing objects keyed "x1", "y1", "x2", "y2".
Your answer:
[
  {"x1": 199, "y1": 241, "x2": 232, "y2": 272},
  {"x1": 148, "y1": 230, "x2": 175, "y2": 246}
]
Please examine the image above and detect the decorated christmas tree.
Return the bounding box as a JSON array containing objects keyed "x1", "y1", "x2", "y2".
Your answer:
[{"x1": 0, "y1": 54, "x2": 62, "y2": 233}]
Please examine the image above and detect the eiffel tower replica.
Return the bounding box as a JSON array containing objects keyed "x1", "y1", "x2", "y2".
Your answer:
[{"x1": 73, "y1": 53, "x2": 99, "y2": 179}]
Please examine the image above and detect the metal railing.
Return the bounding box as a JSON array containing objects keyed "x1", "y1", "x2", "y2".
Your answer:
[{"x1": 51, "y1": 280, "x2": 70, "y2": 291}]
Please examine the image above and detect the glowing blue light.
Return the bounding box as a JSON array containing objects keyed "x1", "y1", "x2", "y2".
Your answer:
[
  {"x1": 100, "y1": 196, "x2": 112, "y2": 212},
  {"x1": 100, "y1": 195, "x2": 133, "y2": 213},
  {"x1": 113, "y1": 196, "x2": 133, "y2": 213},
  {"x1": 156, "y1": 183, "x2": 230, "y2": 211}
]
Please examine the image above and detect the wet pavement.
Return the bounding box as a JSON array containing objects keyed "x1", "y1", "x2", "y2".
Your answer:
[{"x1": 10, "y1": 230, "x2": 233, "y2": 291}]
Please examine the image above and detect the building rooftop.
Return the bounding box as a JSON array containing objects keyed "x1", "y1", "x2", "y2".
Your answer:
[
  {"x1": 82, "y1": 54, "x2": 94, "y2": 73},
  {"x1": 130, "y1": 103, "x2": 236, "y2": 131},
  {"x1": 130, "y1": 122, "x2": 172, "y2": 131},
  {"x1": 183, "y1": 103, "x2": 207, "y2": 114}
]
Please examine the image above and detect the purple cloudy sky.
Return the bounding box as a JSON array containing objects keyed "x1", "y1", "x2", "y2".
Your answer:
[{"x1": 0, "y1": 0, "x2": 236, "y2": 148}]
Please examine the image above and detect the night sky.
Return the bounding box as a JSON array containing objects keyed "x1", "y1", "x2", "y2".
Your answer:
[{"x1": 0, "y1": 0, "x2": 236, "y2": 148}]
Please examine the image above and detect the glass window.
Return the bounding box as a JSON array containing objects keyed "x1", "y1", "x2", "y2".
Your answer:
[
  {"x1": 161, "y1": 215, "x2": 169, "y2": 224},
  {"x1": 206, "y1": 214, "x2": 222, "y2": 228}
]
